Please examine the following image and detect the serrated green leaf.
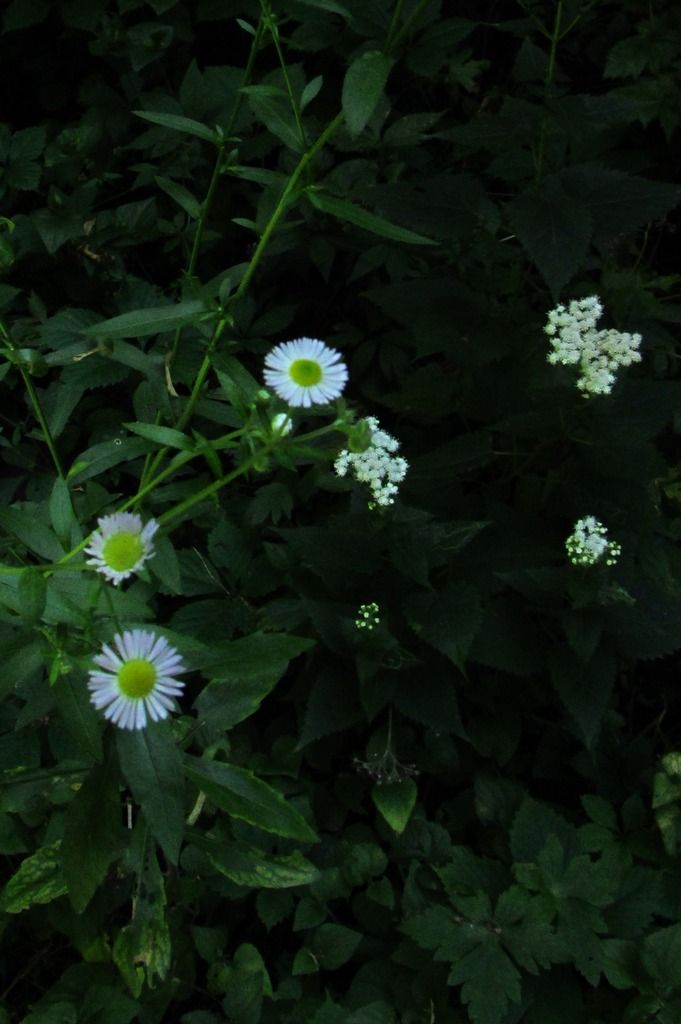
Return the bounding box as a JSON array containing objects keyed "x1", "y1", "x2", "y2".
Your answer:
[
  {"x1": 311, "y1": 923, "x2": 363, "y2": 969},
  {"x1": 372, "y1": 779, "x2": 417, "y2": 834},
  {"x1": 448, "y1": 942, "x2": 521, "y2": 1024},
  {"x1": 117, "y1": 724, "x2": 185, "y2": 865},
  {"x1": 133, "y1": 109, "x2": 217, "y2": 143},
  {"x1": 0, "y1": 840, "x2": 67, "y2": 912},
  {"x1": 83, "y1": 300, "x2": 207, "y2": 339},
  {"x1": 342, "y1": 50, "x2": 393, "y2": 135},
  {"x1": 404, "y1": 582, "x2": 482, "y2": 671},
  {"x1": 61, "y1": 763, "x2": 122, "y2": 912},
  {"x1": 507, "y1": 179, "x2": 592, "y2": 298},
  {"x1": 308, "y1": 190, "x2": 437, "y2": 245},
  {"x1": 184, "y1": 755, "x2": 317, "y2": 842}
]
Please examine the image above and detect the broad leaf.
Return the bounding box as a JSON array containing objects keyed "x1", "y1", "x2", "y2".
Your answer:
[
  {"x1": 117, "y1": 724, "x2": 185, "y2": 865},
  {"x1": 342, "y1": 51, "x2": 393, "y2": 135}
]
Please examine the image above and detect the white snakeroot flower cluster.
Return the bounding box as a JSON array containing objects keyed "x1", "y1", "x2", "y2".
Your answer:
[
  {"x1": 85, "y1": 511, "x2": 158, "y2": 585},
  {"x1": 566, "y1": 516, "x2": 622, "y2": 567},
  {"x1": 544, "y1": 295, "x2": 642, "y2": 396},
  {"x1": 334, "y1": 417, "x2": 408, "y2": 507},
  {"x1": 88, "y1": 629, "x2": 186, "y2": 730},
  {"x1": 264, "y1": 337, "x2": 348, "y2": 407},
  {"x1": 355, "y1": 602, "x2": 380, "y2": 631}
]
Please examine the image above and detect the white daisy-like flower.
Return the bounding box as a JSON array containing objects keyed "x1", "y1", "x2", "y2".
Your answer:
[
  {"x1": 88, "y1": 629, "x2": 185, "y2": 730},
  {"x1": 263, "y1": 337, "x2": 348, "y2": 407},
  {"x1": 84, "y1": 512, "x2": 159, "y2": 585}
]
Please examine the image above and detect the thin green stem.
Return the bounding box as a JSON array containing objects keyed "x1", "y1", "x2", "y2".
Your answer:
[
  {"x1": 385, "y1": 0, "x2": 406, "y2": 53},
  {"x1": 157, "y1": 448, "x2": 272, "y2": 528},
  {"x1": 0, "y1": 320, "x2": 65, "y2": 479},
  {"x1": 260, "y1": 0, "x2": 307, "y2": 150},
  {"x1": 534, "y1": 0, "x2": 563, "y2": 183},
  {"x1": 387, "y1": 0, "x2": 431, "y2": 53},
  {"x1": 225, "y1": 16, "x2": 266, "y2": 140}
]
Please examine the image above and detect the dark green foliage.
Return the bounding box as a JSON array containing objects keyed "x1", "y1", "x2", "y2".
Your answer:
[{"x1": 0, "y1": 1, "x2": 680, "y2": 1022}]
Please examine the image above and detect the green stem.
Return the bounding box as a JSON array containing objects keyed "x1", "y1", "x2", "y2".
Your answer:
[
  {"x1": 385, "y1": 0, "x2": 406, "y2": 53},
  {"x1": 173, "y1": 111, "x2": 342, "y2": 441},
  {"x1": 260, "y1": 0, "x2": 307, "y2": 150},
  {"x1": 387, "y1": 0, "x2": 431, "y2": 53},
  {"x1": 225, "y1": 16, "x2": 266, "y2": 140},
  {"x1": 0, "y1": 320, "x2": 65, "y2": 479},
  {"x1": 157, "y1": 448, "x2": 272, "y2": 528},
  {"x1": 138, "y1": 22, "x2": 266, "y2": 496},
  {"x1": 534, "y1": 0, "x2": 563, "y2": 183}
]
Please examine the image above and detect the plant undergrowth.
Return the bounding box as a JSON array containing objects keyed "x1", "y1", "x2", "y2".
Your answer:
[{"x1": 0, "y1": 1, "x2": 680, "y2": 1022}]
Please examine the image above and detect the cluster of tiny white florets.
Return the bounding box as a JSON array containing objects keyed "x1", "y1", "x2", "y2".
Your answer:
[
  {"x1": 544, "y1": 296, "x2": 642, "y2": 396},
  {"x1": 566, "y1": 516, "x2": 622, "y2": 567},
  {"x1": 334, "y1": 417, "x2": 408, "y2": 507},
  {"x1": 355, "y1": 602, "x2": 380, "y2": 631}
]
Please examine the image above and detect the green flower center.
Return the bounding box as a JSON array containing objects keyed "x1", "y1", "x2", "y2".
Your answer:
[
  {"x1": 289, "y1": 359, "x2": 322, "y2": 387},
  {"x1": 117, "y1": 659, "x2": 156, "y2": 699},
  {"x1": 101, "y1": 532, "x2": 144, "y2": 572}
]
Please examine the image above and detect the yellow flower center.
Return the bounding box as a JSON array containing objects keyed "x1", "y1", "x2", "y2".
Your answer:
[
  {"x1": 117, "y1": 659, "x2": 156, "y2": 699},
  {"x1": 101, "y1": 532, "x2": 144, "y2": 572},
  {"x1": 289, "y1": 358, "x2": 322, "y2": 387}
]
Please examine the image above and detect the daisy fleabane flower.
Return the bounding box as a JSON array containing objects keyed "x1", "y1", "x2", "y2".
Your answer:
[
  {"x1": 545, "y1": 296, "x2": 642, "y2": 396},
  {"x1": 88, "y1": 629, "x2": 185, "y2": 730},
  {"x1": 85, "y1": 512, "x2": 159, "y2": 585},
  {"x1": 334, "y1": 416, "x2": 408, "y2": 507},
  {"x1": 263, "y1": 337, "x2": 348, "y2": 407},
  {"x1": 566, "y1": 516, "x2": 621, "y2": 567}
]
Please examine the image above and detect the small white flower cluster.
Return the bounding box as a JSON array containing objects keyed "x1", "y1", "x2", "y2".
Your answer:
[
  {"x1": 544, "y1": 295, "x2": 642, "y2": 396},
  {"x1": 566, "y1": 516, "x2": 622, "y2": 567},
  {"x1": 355, "y1": 602, "x2": 380, "y2": 631},
  {"x1": 334, "y1": 417, "x2": 408, "y2": 507}
]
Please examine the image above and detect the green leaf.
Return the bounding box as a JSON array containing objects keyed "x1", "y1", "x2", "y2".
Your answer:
[
  {"x1": 67, "y1": 437, "x2": 151, "y2": 485},
  {"x1": 192, "y1": 631, "x2": 314, "y2": 679},
  {"x1": 448, "y1": 942, "x2": 522, "y2": 1024},
  {"x1": 244, "y1": 87, "x2": 303, "y2": 152},
  {"x1": 0, "y1": 840, "x2": 67, "y2": 912},
  {"x1": 510, "y1": 797, "x2": 577, "y2": 863},
  {"x1": 61, "y1": 763, "x2": 122, "y2": 912},
  {"x1": 342, "y1": 50, "x2": 393, "y2": 135},
  {"x1": 113, "y1": 840, "x2": 171, "y2": 996},
  {"x1": 549, "y1": 647, "x2": 616, "y2": 749},
  {"x1": 404, "y1": 582, "x2": 482, "y2": 672},
  {"x1": 17, "y1": 568, "x2": 47, "y2": 623},
  {"x1": 49, "y1": 476, "x2": 79, "y2": 547},
  {"x1": 308, "y1": 190, "x2": 437, "y2": 245},
  {"x1": 184, "y1": 755, "x2": 318, "y2": 842},
  {"x1": 507, "y1": 178, "x2": 592, "y2": 298},
  {"x1": 122, "y1": 421, "x2": 195, "y2": 451},
  {"x1": 117, "y1": 724, "x2": 185, "y2": 865},
  {"x1": 133, "y1": 109, "x2": 217, "y2": 143},
  {"x1": 54, "y1": 672, "x2": 104, "y2": 764},
  {"x1": 372, "y1": 779, "x2": 418, "y2": 834},
  {"x1": 189, "y1": 833, "x2": 319, "y2": 888},
  {"x1": 0, "y1": 506, "x2": 64, "y2": 561},
  {"x1": 155, "y1": 175, "x2": 202, "y2": 218},
  {"x1": 83, "y1": 300, "x2": 207, "y2": 339},
  {"x1": 311, "y1": 923, "x2": 363, "y2": 969}
]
